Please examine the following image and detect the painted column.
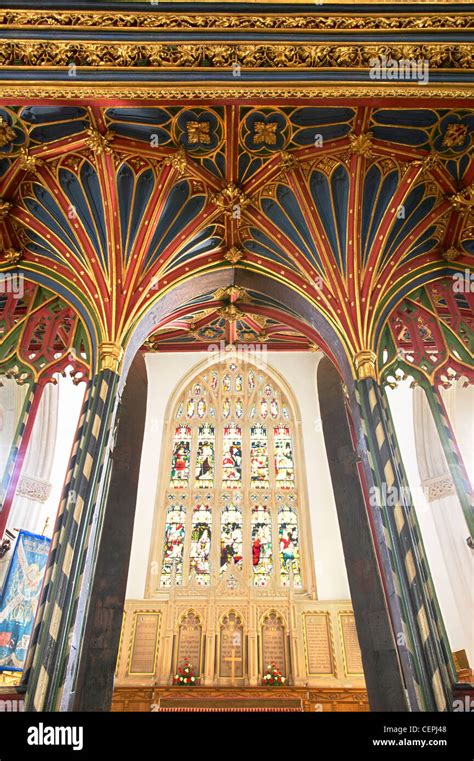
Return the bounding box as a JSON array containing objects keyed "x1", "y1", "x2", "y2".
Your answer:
[
  {"x1": 0, "y1": 381, "x2": 44, "y2": 540},
  {"x1": 23, "y1": 344, "x2": 122, "y2": 711},
  {"x1": 355, "y1": 351, "x2": 456, "y2": 712},
  {"x1": 424, "y1": 384, "x2": 473, "y2": 538}
]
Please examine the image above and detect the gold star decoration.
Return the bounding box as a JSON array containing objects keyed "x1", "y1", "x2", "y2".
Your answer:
[
  {"x1": 254, "y1": 121, "x2": 278, "y2": 145},
  {"x1": 186, "y1": 121, "x2": 211, "y2": 145}
]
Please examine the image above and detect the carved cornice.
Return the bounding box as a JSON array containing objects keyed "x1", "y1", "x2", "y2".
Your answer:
[
  {"x1": 0, "y1": 84, "x2": 472, "y2": 100},
  {"x1": 0, "y1": 11, "x2": 472, "y2": 32},
  {"x1": 0, "y1": 42, "x2": 472, "y2": 70}
]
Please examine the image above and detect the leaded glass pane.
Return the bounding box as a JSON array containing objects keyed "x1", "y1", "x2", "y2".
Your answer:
[
  {"x1": 190, "y1": 503, "x2": 212, "y2": 585},
  {"x1": 220, "y1": 504, "x2": 243, "y2": 574},
  {"x1": 278, "y1": 506, "x2": 302, "y2": 587},
  {"x1": 170, "y1": 425, "x2": 192, "y2": 488},
  {"x1": 195, "y1": 424, "x2": 215, "y2": 488},
  {"x1": 160, "y1": 504, "x2": 186, "y2": 586},
  {"x1": 222, "y1": 424, "x2": 242, "y2": 488},
  {"x1": 250, "y1": 423, "x2": 269, "y2": 489},
  {"x1": 274, "y1": 425, "x2": 295, "y2": 489},
  {"x1": 251, "y1": 505, "x2": 272, "y2": 586}
]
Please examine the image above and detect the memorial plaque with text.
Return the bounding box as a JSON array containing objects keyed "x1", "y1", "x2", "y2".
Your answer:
[
  {"x1": 262, "y1": 619, "x2": 286, "y2": 676},
  {"x1": 129, "y1": 612, "x2": 160, "y2": 675},
  {"x1": 177, "y1": 617, "x2": 202, "y2": 673},
  {"x1": 303, "y1": 613, "x2": 334, "y2": 675},
  {"x1": 340, "y1": 614, "x2": 364, "y2": 675}
]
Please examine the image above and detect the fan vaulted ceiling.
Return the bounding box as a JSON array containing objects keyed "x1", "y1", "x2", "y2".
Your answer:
[{"x1": 0, "y1": 102, "x2": 472, "y2": 370}]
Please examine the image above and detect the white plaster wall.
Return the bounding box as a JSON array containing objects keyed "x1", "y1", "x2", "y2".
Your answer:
[{"x1": 126, "y1": 351, "x2": 350, "y2": 601}]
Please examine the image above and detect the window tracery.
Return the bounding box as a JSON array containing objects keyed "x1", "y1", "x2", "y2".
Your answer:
[{"x1": 158, "y1": 359, "x2": 304, "y2": 589}]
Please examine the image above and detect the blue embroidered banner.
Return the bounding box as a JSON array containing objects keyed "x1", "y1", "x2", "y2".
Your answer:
[{"x1": 0, "y1": 530, "x2": 51, "y2": 672}]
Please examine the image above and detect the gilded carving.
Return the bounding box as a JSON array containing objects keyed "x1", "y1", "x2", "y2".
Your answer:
[
  {"x1": 0, "y1": 117, "x2": 15, "y2": 147},
  {"x1": 2, "y1": 248, "x2": 23, "y2": 266},
  {"x1": 0, "y1": 41, "x2": 472, "y2": 70},
  {"x1": 99, "y1": 342, "x2": 124, "y2": 373},
  {"x1": 0, "y1": 200, "x2": 12, "y2": 221},
  {"x1": 349, "y1": 132, "x2": 374, "y2": 158},
  {"x1": 0, "y1": 11, "x2": 472, "y2": 32},
  {"x1": 354, "y1": 350, "x2": 377, "y2": 381},
  {"x1": 212, "y1": 183, "x2": 251, "y2": 214},
  {"x1": 224, "y1": 246, "x2": 245, "y2": 265},
  {"x1": 442, "y1": 246, "x2": 461, "y2": 262},
  {"x1": 162, "y1": 146, "x2": 188, "y2": 178},
  {"x1": 86, "y1": 128, "x2": 114, "y2": 156},
  {"x1": 17, "y1": 148, "x2": 43, "y2": 174},
  {"x1": 1, "y1": 85, "x2": 472, "y2": 100},
  {"x1": 449, "y1": 183, "x2": 474, "y2": 212}
]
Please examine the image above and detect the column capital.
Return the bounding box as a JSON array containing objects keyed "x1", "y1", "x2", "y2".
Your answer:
[
  {"x1": 99, "y1": 342, "x2": 124, "y2": 373},
  {"x1": 354, "y1": 350, "x2": 377, "y2": 381}
]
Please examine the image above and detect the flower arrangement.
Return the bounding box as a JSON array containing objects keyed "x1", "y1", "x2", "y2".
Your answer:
[
  {"x1": 262, "y1": 663, "x2": 286, "y2": 686},
  {"x1": 173, "y1": 658, "x2": 197, "y2": 686}
]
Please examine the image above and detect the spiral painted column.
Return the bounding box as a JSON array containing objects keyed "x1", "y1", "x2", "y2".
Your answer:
[{"x1": 23, "y1": 345, "x2": 122, "y2": 711}]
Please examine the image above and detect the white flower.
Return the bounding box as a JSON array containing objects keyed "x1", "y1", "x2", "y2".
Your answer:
[{"x1": 191, "y1": 677, "x2": 195, "y2": 682}]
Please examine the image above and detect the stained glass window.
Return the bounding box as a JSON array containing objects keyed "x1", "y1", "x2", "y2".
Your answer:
[
  {"x1": 195, "y1": 424, "x2": 215, "y2": 488},
  {"x1": 250, "y1": 423, "x2": 269, "y2": 489},
  {"x1": 222, "y1": 424, "x2": 242, "y2": 488},
  {"x1": 251, "y1": 505, "x2": 272, "y2": 586},
  {"x1": 278, "y1": 506, "x2": 302, "y2": 587},
  {"x1": 160, "y1": 357, "x2": 305, "y2": 590},
  {"x1": 274, "y1": 426, "x2": 295, "y2": 489},
  {"x1": 220, "y1": 504, "x2": 243, "y2": 574},
  {"x1": 170, "y1": 425, "x2": 192, "y2": 488},
  {"x1": 160, "y1": 504, "x2": 186, "y2": 586},
  {"x1": 190, "y1": 503, "x2": 212, "y2": 585}
]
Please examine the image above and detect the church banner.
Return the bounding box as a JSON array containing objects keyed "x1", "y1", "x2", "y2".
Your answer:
[{"x1": 0, "y1": 530, "x2": 51, "y2": 672}]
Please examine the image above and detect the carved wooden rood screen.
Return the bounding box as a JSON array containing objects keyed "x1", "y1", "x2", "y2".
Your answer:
[{"x1": 0, "y1": 0, "x2": 471, "y2": 716}]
